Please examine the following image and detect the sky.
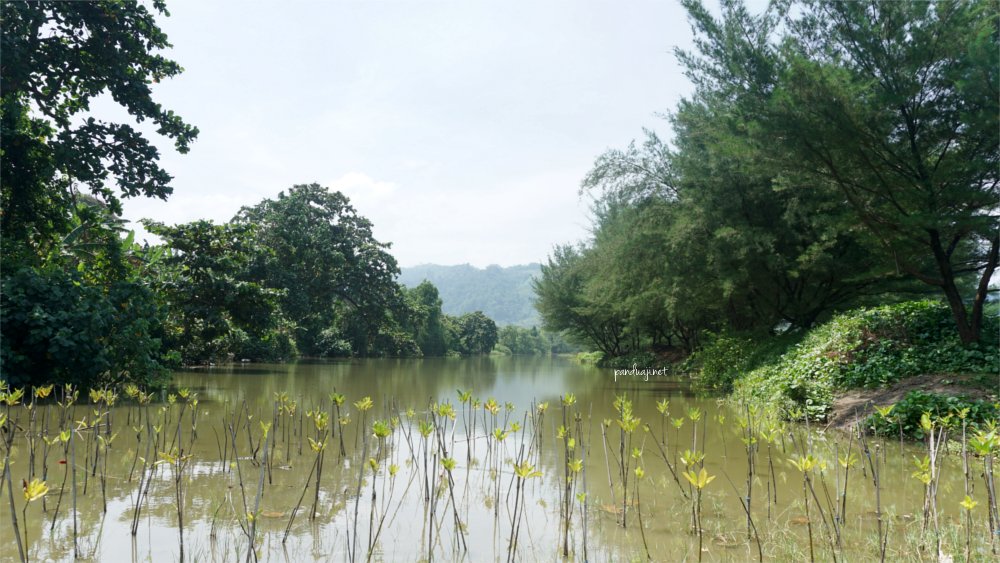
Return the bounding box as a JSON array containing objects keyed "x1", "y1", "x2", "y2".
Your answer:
[{"x1": 114, "y1": 0, "x2": 763, "y2": 268}]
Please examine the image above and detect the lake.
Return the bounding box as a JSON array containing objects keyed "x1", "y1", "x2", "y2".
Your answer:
[{"x1": 0, "y1": 356, "x2": 984, "y2": 561}]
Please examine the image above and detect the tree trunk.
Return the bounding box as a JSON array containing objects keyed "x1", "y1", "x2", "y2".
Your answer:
[
  {"x1": 969, "y1": 236, "x2": 1000, "y2": 343},
  {"x1": 928, "y1": 230, "x2": 999, "y2": 345}
]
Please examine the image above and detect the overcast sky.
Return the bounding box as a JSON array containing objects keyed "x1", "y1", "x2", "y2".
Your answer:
[{"x1": 117, "y1": 0, "x2": 763, "y2": 268}]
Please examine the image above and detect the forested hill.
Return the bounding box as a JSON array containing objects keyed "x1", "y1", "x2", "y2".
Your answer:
[{"x1": 399, "y1": 264, "x2": 541, "y2": 327}]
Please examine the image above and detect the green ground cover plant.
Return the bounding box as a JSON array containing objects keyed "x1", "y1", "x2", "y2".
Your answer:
[{"x1": 733, "y1": 301, "x2": 999, "y2": 420}]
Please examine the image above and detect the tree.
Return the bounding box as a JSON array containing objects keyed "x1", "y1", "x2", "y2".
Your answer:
[
  {"x1": 447, "y1": 312, "x2": 499, "y2": 355},
  {"x1": 668, "y1": 101, "x2": 900, "y2": 329},
  {"x1": 771, "y1": 0, "x2": 999, "y2": 343},
  {"x1": 1, "y1": 0, "x2": 198, "y2": 265},
  {"x1": 334, "y1": 285, "x2": 422, "y2": 358},
  {"x1": 661, "y1": 0, "x2": 913, "y2": 332},
  {"x1": 533, "y1": 245, "x2": 629, "y2": 356},
  {"x1": 1, "y1": 1, "x2": 197, "y2": 387},
  {"x1": 588, "y1": 194, "x2": 717, "y2": 351},
  {"x1": 234, "y1": 184, "x2": 400, "y2": 355},
  {"x1": 678, "y1": 0, "x2": 998, "y2": 343},
  {"x1": 407, "y1": 281, "x2": 449, "y2": 356},
  {"x1": 143, "y1": 220, "x2": 286, "y2": 364}
]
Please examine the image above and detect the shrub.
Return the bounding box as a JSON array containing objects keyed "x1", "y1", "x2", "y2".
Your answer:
[
  {"x1": 232, "y1": 326, "x2": 298, "y2": 362},
  {"x1": 686, "y1": 332, "x2": 754, "y2": 391},
  {"x1": 687, "y1": 330, "x2": 805, "y2": 392},
  {"x1": 865, "y1": 390, "x2": 1000, "y2": 440},
  {"x1": 688, "y1": 331, "x2": 802, "y2": 391},
  {"x1": 492, "y1": 344, "x2": 513, "y2": 356},
  {"x1": 371, "y1": 328, "x2": 422, "y2": 358},
  {"x1": 1, "y1": 268, "x2": 169, "y2": 389},
  {"x1": 315, "y1": 328, "x2": 353, "y2": 358},
  {"x1": 574, "y1": 351, "x2": 604, "y2": 364}
]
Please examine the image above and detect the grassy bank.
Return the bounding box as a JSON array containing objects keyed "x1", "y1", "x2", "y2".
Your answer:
[{"x1": 725, "y1": 301, "x2": 998, "y2": 427}]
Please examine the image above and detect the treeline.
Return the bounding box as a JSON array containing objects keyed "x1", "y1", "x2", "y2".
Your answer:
[
  {"x1": 0, "y1": 3, "x2": 505, "y2": 391},
  {"x1": 535, "y1": 0, "x2": 998, "y2": 358},
  {"x1": 141, "y1": 184, "x2": 502, "y2": 365},
  {"x1": 2, "y1": 183, "x2": 506, "y2": 391}
]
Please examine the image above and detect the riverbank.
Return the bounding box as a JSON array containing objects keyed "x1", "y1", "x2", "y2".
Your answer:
[
  {"x1": 825, "y1": 372, "x2": 997, "y2": 431},
  {"x1": 727, "y1": 300, "x2": 998, "y2": 434}
]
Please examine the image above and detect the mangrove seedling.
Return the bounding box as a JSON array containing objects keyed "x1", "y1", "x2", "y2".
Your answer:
[{"x1": 683, "y1": 466, "x2": 715, "y2": 563}]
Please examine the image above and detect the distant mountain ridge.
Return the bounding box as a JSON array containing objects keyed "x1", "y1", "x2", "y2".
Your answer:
[{"x1": 398, "y1": 263, "x2": 542, "y2": 327}]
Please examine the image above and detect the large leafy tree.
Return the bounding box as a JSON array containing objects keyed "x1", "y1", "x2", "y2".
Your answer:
[
  {"x1": 234, "y1": 184, "x2": 400, "y2": 355},
  {"x1": 769, "y1": 0, "x2": 999, "y2": 343},
  {"x1": 446, "y1": 311, "x2": 499, "y2": 356},
  {"x1": 677, "y1": 0, "x2": 998, "y2": 343},
  {"x1": 585, "y1": 193, "x2": 720, "y2": 352},
  {"x1": 333, "y1": 285, "x2": 422, "y2": 358},
  {"x1": 538, "y1": 0, "x2": 980, "y2": 359},
  {"x1": 1, "y1": 1, "x2": 197, "y2": 387},
  {"x1": 569, "y1": 113, "x2": 893, "y2": 357},
  {"x1": 665, "y1": 0, "x2": 907, "y2": 330},
  {"x1": 407, "y1": 281, "x2": 449, "y2": 356},
  {"x1": 142, "y1": 220, "x2": 286, "y2": 364},
  {"x1": 667, "y1": 100, "x2": 898, "y2": 329},
  {"x1": 1, "y1": 0, "x2": 198, "y2": 265}
]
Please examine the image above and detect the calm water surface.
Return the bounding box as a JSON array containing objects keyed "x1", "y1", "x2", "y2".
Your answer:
[{"x1": 0, "y1": 356, "x2": 984, "y2": 561}]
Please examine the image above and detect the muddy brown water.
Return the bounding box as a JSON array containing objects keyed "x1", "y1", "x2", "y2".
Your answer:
[{"x1": 0, "y1": 356, "x2": 990, "y2": 561}]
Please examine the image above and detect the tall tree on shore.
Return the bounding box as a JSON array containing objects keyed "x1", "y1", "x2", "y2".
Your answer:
[
  {"x1": 1, "y1": 0, "x2": 198, "y2": 266},
  {"x1": 234, "y1": 184, "x2": 400, "y2": 355},
  {"x1": 678, "y1": 0, "x2": 998, "y2": 343},
  {"x1": 534, "y1": 245, "x2": 630, "y2": 356},
  {"x1": 771, "y1": 0, "x2": 999, "y2": 343},
  {"x1": 446, "y1": 311, "x2": 499, "y2": 355},
  {"x1": 142, "y1": 220, "x2": 287, "y2": 364},
  {"x1": 1, "y1": 0, "x2": 197, "y2": 387},
  {"x1": 407, "y1": 281, "x2": 449, "y2": 357}
]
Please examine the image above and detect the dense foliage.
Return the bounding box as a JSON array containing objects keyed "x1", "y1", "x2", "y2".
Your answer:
[
  {"x1": 536, "y1": 0, "x2": 997, "y2": 362},
  {"x1": 1, "y1": 267, "x2": 168, "y2": 390},
  {"x1": 733, "y1": 301, "x2": 999, "y2": 420},
  {"x1": 444, "y1": 312, "x2": 499, "y2": 356},
  {"x1": 141, "y1": 220, "x2": 290, "y2": 365},
  {"x1": 1, "y1": 1, "x2": 196, "y2": 389}
]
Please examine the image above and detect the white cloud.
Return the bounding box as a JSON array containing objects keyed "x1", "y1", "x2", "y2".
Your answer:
[{"x1": 329, "y1": 172, "x2": 399, "y2": 208}]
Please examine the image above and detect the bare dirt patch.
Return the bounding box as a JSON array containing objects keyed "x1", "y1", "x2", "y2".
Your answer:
[{"x1": 825, "y1": 373, "x2": 998, "y2": 431}]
